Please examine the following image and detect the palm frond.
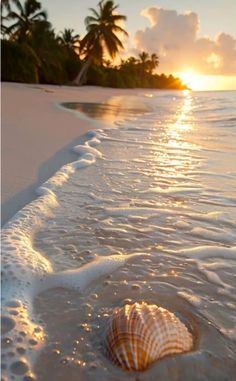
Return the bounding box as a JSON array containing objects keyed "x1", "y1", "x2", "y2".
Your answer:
[
  {"x1": 109, "y1": 14, "x2": 127, "y2": 22},
  {"x1": 110, "y1": 24, "x2": 128, "y2": 37},
  {"x1": 102, "y1": 31, "x2": 119, "y2": 58},
  {"x1": 25, "y1": 0, "x2": 41, "y2": 17},
  {"x1": 86, "y1": 22, "x2": 100, "y2": 32},
  {"x1": 81, "y1": 0, "x2": 128, "y2": 63},
  {"x1": 5, "y1": 20, "x2": 23, "y2": 34},
  {"x1": 12, "y1": 0, "x2": 24, "y2": 14},
  {"x1": 6, "y1": 11, "x2": 24, "y2": 22},
  {"x1": 4, "y1": 0, "x2": 48, "y2": 41},
  {"x1": 85, "y1": 15, "x2": 99, "y2": 28},
  {"x1": 103, "y1": 0, "x2": 117, "y2": 14},
  {"x1": 87, "y1": 7, "x2": 100, "y2": 19},
  {"x1": 31, "y1": 10, "x2": 47, "y2": 21}
]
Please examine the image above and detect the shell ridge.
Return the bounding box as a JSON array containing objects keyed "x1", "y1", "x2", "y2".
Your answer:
[{"x1": 105, "y1": 302, "x2": 193, "y2": 371}]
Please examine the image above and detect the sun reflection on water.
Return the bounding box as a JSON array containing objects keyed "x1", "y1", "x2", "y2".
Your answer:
[
  {"x1": 172, "y1": 91, "x2": 194, "y2": 133},
  {"x1": 148, "y1": 90, "x2": 198, "y2": 204},
  {"x1": 166, "y1": 91, "x2": 196, "y2": 155}
]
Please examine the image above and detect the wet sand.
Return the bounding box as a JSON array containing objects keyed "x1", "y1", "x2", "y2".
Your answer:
[{"x1": 1, "y1": 82, "x2": 146, "y2": 225}]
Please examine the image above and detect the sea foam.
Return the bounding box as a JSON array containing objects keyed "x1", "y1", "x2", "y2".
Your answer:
[
  {"x1": 2, "y1": 91, "x2": 236, "y2": 380},
  {"x1": 1, "y1": 130, "x2": 144, "y2": 380}
]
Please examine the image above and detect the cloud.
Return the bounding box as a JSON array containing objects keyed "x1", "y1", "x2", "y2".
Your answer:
[{"x1": 134, "y1": 7, "x2": 236, "y2": 75}]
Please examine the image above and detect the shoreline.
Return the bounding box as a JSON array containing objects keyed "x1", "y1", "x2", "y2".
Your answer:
[{"x1": 1, "y1": 82, "x2": 152, "y2": 225}]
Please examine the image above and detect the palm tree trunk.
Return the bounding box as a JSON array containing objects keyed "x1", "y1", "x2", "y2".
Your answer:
[{"x1": 73, "y1": 59, "x2": 91, "y2": 86}]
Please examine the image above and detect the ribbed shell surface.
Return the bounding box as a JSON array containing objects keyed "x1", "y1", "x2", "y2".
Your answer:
[{"x1": 105, "y1": 302, "x2": 193, "y2": 371}]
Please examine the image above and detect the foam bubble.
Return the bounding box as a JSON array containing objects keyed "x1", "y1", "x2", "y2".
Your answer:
[
  {"x1": 10, "y1": 360, "x2": 29, "y2": 375},
  {"x1": 1, "y1": 129, "x2": 104, "y2": 379},
  {"x1": 6, "y1": 300, "x2": 22, "y2": 308},
  {"x1": 2, "y1": 337, "x2": 13, "y2": 348},
  {"x1": 1, "y1": 316, "x2": 16, "y2": 334},
  {"x1": 16, "y1": 347, "x2": 26, "y2": 355}
]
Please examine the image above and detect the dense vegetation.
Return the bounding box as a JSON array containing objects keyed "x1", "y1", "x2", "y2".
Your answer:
[{"x1": 1, "y1": 0, "x2": 187, "y2": 89}]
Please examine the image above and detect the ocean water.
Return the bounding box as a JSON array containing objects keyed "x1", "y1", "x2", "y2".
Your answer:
[{"x1": 1, "y1": 90, "x2": 236, "y2": 381}]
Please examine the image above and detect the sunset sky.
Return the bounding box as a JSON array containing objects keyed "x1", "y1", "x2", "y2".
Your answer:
[{"x1": 43, "y1": 0, "x2": 236, "y2": 90}]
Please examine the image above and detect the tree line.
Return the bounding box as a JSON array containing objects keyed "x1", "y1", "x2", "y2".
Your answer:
[{"x1": 1, "y1": 0, "x2": 187, "y2": 89}]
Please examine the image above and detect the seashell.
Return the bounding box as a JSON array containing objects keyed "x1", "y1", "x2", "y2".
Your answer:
[{"x1": 105, "y1": 302, "x2": 193, "y2": 371}]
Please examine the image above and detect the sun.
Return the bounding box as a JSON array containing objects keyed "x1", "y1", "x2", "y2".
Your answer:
[
  {"x1": 178, "y1": 69, "x2": 236, "y2": 91},
  {"x1": 179, "y1": 69, "x2": 205, "y2": 90}
]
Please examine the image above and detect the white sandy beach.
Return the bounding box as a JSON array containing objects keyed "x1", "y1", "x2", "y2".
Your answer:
[
  {"x1": 1, "y1": 82, "x2": 143, "y2": 225},
  {"x1": 2, "y1": 83, "x2": 236, "y2": 381}
]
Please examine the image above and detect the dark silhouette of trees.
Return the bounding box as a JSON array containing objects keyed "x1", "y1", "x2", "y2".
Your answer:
[
  {"x1": 58, "y1": 28, "x2": 80, "y2": 52},
  {"x1": 149, "y1": 53, "x2": 159, "y2": 74},
  {"x1": 73, "y1": 0, "x2": 128, "y2": 85},
  {"x1": 1, "y1": 0, "x2": 14, "y2": 35},
  {"x1": 1, "y1": 0, "x2": 187, "y2": 89},
  {"x1": 4, "y1": 0, "x2": 47, "y2": 41}
]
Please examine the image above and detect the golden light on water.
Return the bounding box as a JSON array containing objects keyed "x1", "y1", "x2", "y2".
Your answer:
[
  {"x1": 171, "y1": 90, "x2": 194, "y2": 133},
  {"x1": 178, "y1": 70, "x2": 236, "y2": 91},
  {"x1": 150, "y1": 90, "x2": 197, "y2": 194},
  {"x1": 163, "y1": 90, "x2": 196, "y2": 177}
]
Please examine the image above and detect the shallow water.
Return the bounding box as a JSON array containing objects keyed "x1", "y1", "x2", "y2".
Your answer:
[{"x1": 2, "y1": 90, "x2": 236, "y2": 380}]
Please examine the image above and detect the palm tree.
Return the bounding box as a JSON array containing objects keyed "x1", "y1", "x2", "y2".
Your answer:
[
  {"x1": 139, "y1": 51, "x2": 149, "y2": 64},
  {"x1": 1, "y1": 0, "x2": 12, "y2": 35},
  {"x1": 58, "y1": 28, "x2": 80, "y2": 52},
  {"x1": 74, "y1": 0, "x2": 128, "y2": 85},
  {"x1": 127, "y1": 56, "x2": 138, "y2": 65},
  {"x1": 5, "y1": 0, "x2": 47, "y2": 41},
  {"x1": 138, "y1": 51, "x2": 150, "y2": 75},
  {"x1": 148, "y1": 53, "x2": 159, "y2": 74}
]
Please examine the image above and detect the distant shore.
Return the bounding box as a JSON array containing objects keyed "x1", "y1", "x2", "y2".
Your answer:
[{"x1": 1, "y1": 82, "x2": 154, "y2": 225}]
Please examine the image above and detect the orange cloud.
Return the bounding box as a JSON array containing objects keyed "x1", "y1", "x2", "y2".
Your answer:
[{"x1": 134, "y1": 7, "x2": 236, "y2": 75}]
